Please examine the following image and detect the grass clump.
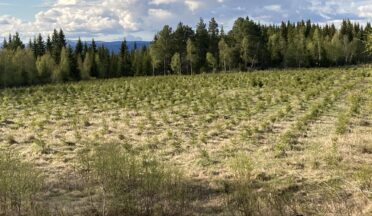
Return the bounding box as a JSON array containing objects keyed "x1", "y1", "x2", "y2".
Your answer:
[
  {"x1": 226, "y1": 155, "x2": 298, "y2": 216},
  {"x1": 354, "y1": 165, "x2": 372, "y2": 191},
  {"x1": 0, "y1": 151, "x2": 44, "y2": 216},
  {"x1": 79, "y1": 143, "x2": 191, "y2": 216},
  {"x1": 335, "y1": 113, "x2": 350, "y2": 135}
]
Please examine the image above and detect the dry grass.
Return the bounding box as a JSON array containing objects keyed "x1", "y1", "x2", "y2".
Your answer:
[{"x1": 0, "y1": 67, "x2": 371, "y2": 215}]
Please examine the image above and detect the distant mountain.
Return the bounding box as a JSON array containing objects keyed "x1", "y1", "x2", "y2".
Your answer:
[
  {"x1": 0, "y1": 41, "x2": 151, "y2": 53},
  {"x1": 68, "y1": 41, "x2": 150, "y2": 53}
]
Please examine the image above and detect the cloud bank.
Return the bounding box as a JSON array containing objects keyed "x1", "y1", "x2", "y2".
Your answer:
[{"x1": 0, "y1": 0, "x2": 371, "y2": 41}]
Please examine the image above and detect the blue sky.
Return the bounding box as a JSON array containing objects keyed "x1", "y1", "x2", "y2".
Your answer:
[
  {"x1": 0, "y1": 0, "x2": 371, "y2": 41},
  {"x1": 0, "y1": 0, "x2": 44, "y2": 20}
]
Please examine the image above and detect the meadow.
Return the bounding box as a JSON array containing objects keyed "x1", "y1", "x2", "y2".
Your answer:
[{"x1": 0, "y1": 67, "x2": 371, "y2": 215}]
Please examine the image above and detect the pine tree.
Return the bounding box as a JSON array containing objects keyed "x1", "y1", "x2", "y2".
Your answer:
[
  {"x1": 2, "y1": 38, "x2": 8, "y2": 49},
  {"x1": 208, "y1": 18, "x2": 219, "y2": 59},
  {"x1": 195, "y1": 18, "x2": 209, "y2": 70},
  {"x1": 59, "y1": 29, "x2": 67, "y2": 47},
  {"x1": 6, "y1": 33, "x2": 25, "y2": 51},
  {"x1": 91, "y1": 39, "x2": 97, "y2": 53},
  {"x1": 119, "y1": 39, "x2": 132, "y2": 76},
  {"x1": 75, "y1": 37, "x2": 83, "y2": 58},
  {"x1": 173, "y1": 23, "x2": 195, "y2": 72},
  {"x1": 46, "y1": 35, "x2": 52, "y2": 53},
  {"x1": 34, "y1": 34, "x2": 45, "y2": 57},
  {"x1": 67, "y1": 45, "x2": 79, "y2": 80},
  {"x1": 52, "y1": 29, "x2": 60, "y2": 62},
  {"x1": 29, "y1": 38, "x2": 35, "y2": 56}
]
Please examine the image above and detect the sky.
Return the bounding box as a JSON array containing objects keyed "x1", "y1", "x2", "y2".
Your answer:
[{"x1": 0, "y1": 0, "x2": 371, "y2": 41}]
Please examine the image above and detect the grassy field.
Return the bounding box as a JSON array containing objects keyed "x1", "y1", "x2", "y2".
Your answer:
[{"x1": 0, "y1": 67, "x2": 371, "y2": 215}]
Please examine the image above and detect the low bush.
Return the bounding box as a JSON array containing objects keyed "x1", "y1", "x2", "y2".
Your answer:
[
  {"x1": 79, "y1": 143, "x2": 191, "y2": 216},
  {"x1": 0, "y1": 151, "x2": 44, "y2": 216}
]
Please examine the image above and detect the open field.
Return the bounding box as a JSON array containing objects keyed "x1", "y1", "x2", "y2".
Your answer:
[{"x1": 0, "y1": 67, "x2": 371, "y2": 215}]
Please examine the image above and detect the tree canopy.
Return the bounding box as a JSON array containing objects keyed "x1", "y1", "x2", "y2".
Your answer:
[{"x1": 0, "y1": 18, "x2": 371, "y2": 88}]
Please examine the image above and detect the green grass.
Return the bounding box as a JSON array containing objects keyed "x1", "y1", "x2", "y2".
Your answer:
[{"x1": 0, "y1": 67, "x2": 371, "y2": 215}]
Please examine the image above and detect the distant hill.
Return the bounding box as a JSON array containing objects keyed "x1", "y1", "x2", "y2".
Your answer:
[
  {"x1": 0, "y1": 41, "x2": 151, "y2": 53},
  {"x1": 68, "y1": 41, "x2": 150, "y2": 53}
]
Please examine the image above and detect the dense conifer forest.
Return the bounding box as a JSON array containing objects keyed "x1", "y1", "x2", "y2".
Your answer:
[{"x1": 0, "y1": 18, "x2": 371, "y2": 88}]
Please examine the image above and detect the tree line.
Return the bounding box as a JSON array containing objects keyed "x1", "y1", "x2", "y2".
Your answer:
[{"x1": 0, "y1": 18, "x2": 371, "y2": 88}]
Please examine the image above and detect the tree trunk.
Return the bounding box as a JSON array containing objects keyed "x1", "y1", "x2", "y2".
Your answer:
[
  {"x1": 190, "y1": 61, "x2": 193, "y2": 75},
  {"x1": 163, "y1": 59, "x2": 166, "y2": 76}
]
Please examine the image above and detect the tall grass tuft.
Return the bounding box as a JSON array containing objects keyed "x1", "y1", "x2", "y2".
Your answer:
[{"x1": 79, "y1": 143, "x2": 191, "y2": 216}]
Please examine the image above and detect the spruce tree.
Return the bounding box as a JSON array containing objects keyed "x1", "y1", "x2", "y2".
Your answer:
[
  {"x1": 46, "y1": 35, "x2": 52, "y2": 53},
  {"x1": 195, "y1": 18, "x2": 209, "y2": 70},
  {"x1": 91, "y1": 39, "x2": 97, "y2": 53},
  {"x1": 119, "y1": 39, "x2": 132, "y2": 76},
  {"x1": 75, "y1": 37, "x2": 83, "y2": 58},
  {"x1": 35, "y1": 34, "x2": 45, "y2": 57},
  {"x1": 208, "y1": 18, "x2": 219, "y2": 59}
]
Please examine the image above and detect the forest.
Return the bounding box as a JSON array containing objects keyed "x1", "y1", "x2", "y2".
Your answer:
[{"x1": 0, "y1": 17, "x2": 371, "y2": 88}]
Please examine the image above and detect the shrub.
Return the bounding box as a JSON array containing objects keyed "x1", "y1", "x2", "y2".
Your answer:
[
  {"x1": 79, "y1": 143, "x2": 191, "y2": 216},
  {"x1": 0, "y1": 151, "x2": 44, "y2": 215},
  {"x1": 335, "y1": 113, "x2": 350, "y2": 134},
  {"x1": 226, "y1": 155, "x2": 297, "y2": 215}
]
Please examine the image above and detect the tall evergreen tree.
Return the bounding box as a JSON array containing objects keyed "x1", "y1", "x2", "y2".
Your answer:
[
  {"x1": 195, "y1": 18, "x2": 209, "y2": 70},
  {"x1": 119, "y1": 39, "x2": 132, "y2": 76},
  {"x1": 75, "y1": 37, "x2": 83, "y2": 57},
  {"x1": 208, "y1": 18, "x2": 219, "y2": 59},
  {"x1": 46, "y1": 35, "x2": 52, "y2": 53}
]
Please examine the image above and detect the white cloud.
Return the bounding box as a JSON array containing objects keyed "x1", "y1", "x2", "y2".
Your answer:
[
  {"x1": 0, "y1": 0, "x2": 370, "y2": 41},
  {"x1": 148, "y1": 8, "x2": 173, "y2": 19},
  {"x1": 150, "y1": 0, "x2": 179, "y2": 5},
  {"x1": 185, "y1": 0, "x2": 202, "y2": 12},
  {"x1": 264, "y1": 4, "x2": 282, "y2": 12},
  {"x1": 358, "y1": 4, "x2": 372, "y2": 18}
]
